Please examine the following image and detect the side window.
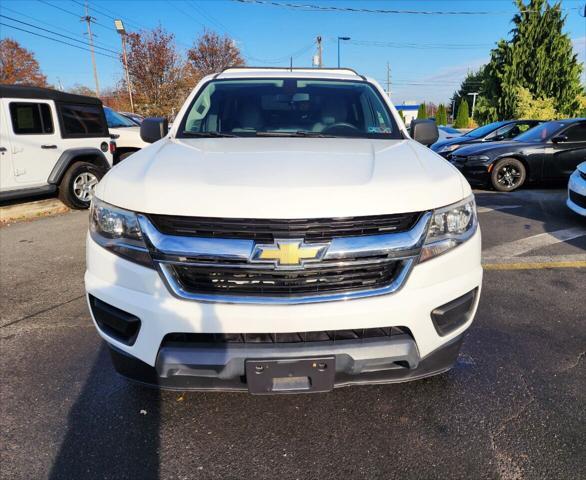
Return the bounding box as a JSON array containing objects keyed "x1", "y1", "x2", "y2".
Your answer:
[
  {"x1": 58, "y1": 103, "x2": 108, "y2": 137},
  {"x1": 9, "y1": 102, "x2": 54, "y2": 135},
  {"x1": 563, "y1": 123, "x2": 586, "y2": 142},
  {"x1": 516, "y1": 122, "x2": 534, "y2": 135}
]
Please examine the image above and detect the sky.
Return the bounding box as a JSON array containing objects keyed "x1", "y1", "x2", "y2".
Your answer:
[{"x1": 1, "y1": 0, "x2": 585, "y2": 105}]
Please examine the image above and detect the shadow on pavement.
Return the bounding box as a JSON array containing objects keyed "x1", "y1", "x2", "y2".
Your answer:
[{"x1": 48, "y1": 344, "x2": 161, "y2": 480}]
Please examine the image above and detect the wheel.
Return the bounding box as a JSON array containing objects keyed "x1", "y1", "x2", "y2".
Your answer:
[
  {"x1": 490, "y1": 158, "x2": 526, "y2": 192},
  {"x1": 58, "y1": 161, "x2": 104, "y2": 209}
]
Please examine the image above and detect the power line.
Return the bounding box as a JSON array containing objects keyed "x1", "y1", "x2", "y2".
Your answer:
[
  {"x1": 0, "y1": 5, "x2": 119, "y2": 51},
  {"x1": 338, "y1": 38, "x2": 492, "y2": 50},
  {"x1": 36, "y1": 0, "x2": 114, "y2": 33},
  {"x1": 0, "y1": 14, "x2": 121, "y2": 55},
  {"x1": 0, "y1": 22, "x2": 118, "y2": 60},
  {"x1": 232, "y1": 0, "x2": 581, "y2": 15}
]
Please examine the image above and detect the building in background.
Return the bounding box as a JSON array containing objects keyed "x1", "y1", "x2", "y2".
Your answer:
[{"x1": 394, "y1": 103, "x2": 420, "y2": 126}]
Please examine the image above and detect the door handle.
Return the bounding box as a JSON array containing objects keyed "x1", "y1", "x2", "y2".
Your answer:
[{"x1": 41, "y1": 144, "x2": 58, "y2": 149}]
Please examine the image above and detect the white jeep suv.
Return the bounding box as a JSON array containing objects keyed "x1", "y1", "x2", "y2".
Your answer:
[
  {"x1": 85, "y1": 68, "x2": 482, "y2": 394},
  {"x1": 0, "y1": 85, "x2": 114, "y2": 208}
]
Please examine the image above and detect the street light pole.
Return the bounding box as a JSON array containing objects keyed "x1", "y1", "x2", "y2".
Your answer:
[
  {"x1": 337, "y1": 36, "x2": 350, "y2": 68},
  {"x1": 114, "y1": 19, "x2": 134, "y2": 114},
  {"x1": 468, "y1": 92, "x2": 479, "y2": 118}
]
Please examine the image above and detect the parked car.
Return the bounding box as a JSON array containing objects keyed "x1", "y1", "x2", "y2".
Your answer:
[
  {"x1": 103, "y1": 106, "x2": 148, "y2": 163},
  {"x1": 437, "y1": 126, "x2": 462, "y2": 141},
  {"x1": 0, "y1": 85, "x2": 114, "y2": 208},
  {"x1": 120, "y1": 111, "x2": 144, "y2": 124},
  {"x1": 449, "y1": 118, "x2": 586, "y2": 192},
  {"x1": 567, "y1": 161, "x2": 586, "y2": 216},
  {"x1": 85, "y1": 67, "x2": 482, "y2": 394},
  {"x1": 431, "y1": 119, "x2": 543, "y2": 158}
]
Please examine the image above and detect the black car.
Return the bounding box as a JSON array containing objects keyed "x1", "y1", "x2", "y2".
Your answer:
[
  {"x1": 431, "y1": 119, "x2": 542, "y2": 158},
  {"x1": 448, "y1": 118, "x2": 586, "y2": 192}
]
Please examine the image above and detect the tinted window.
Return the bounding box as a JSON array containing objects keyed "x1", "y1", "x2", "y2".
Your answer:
[
  {"x1": 9, "y1": 102, "x2": 54, "y2": 135},
  {"x1": 180, "y1": 78, "x2": 401, "y2": 139},
  {"x1": 563, "y1": 123, "x2": 586, "y2": 142},
  {"x1": 104, "y1": 107, "x2": 137, "y2": 128},
  {"x1": 463, "y1": 121, "x2": 506, "y2": 139},
  {"x1": 515, "y1": 121, "x2": 568, "y2": 143},
  {"x1": 59, "y1": 103, "x2": 107, "y2": 137}
]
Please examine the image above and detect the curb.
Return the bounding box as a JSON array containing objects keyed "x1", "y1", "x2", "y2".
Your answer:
[{"x1": 0, "y1": 199, "x2": 70, "y2": 226}]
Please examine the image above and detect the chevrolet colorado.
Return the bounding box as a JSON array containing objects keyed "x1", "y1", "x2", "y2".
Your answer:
[{"x1": 85, "y1": 68, "x2": 482, "y2": 394}]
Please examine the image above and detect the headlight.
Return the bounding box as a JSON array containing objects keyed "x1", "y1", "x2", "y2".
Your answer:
[
  {"x1": 467, "y1": 155, "x2": 490, "y2": 162},
  {"x1": 438, "y1": 144, "x2": 461, "y2": 153},
  {"x1": 420, "y1": 196, "x2": 478, "y2": 262},
  {"x1": 90, "y1": 198, "x2": 152, "y2": 267}
]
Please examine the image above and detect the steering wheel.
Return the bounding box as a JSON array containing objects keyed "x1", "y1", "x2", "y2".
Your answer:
[{"x1": 322, "y1": 122, "x2": 359, "y2": 134}]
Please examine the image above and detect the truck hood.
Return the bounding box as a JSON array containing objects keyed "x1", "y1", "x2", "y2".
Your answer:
[{"x1": 97, "y1": 137, "x2": 469, "y2": 218}]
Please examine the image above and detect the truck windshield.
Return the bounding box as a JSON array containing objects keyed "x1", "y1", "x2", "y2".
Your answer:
[{"x1": 178, "y1": 78, "x2": 401, "y2": 139}]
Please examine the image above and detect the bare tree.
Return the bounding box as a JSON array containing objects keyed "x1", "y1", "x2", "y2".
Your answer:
[
  {"x1": 0, "y1": 38, "x2": 47, "y2": 86},
  {"x1": 187, "y1": 31, "x2": 244, "y2": 79}
]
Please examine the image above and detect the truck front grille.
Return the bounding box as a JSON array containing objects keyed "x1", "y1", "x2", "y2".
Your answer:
[
  {"x1": 147, "y1": 212, "x2": 422, "y2": 242},
  {"x1": 169, "y1": 257, "x2": 404, "y2": 298},
  {"x1": 162, "y1": 327, "x2": 413, "y2": 345}
]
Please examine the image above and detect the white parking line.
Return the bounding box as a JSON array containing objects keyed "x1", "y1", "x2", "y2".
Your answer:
[
  {"x1": 477, "y1": 205, "x2": 522, "y2": 213},
  {"x1": 483, "y1": 227, "x2": 586, "y2": 258}
]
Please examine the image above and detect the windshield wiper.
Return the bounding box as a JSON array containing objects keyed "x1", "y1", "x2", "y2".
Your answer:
[
  {"x1": 255, "y1": 131, "x2": 336, "y2": 138},
  {"x1": 181, "y1": 131, "x2": 237, "y2": 138}
]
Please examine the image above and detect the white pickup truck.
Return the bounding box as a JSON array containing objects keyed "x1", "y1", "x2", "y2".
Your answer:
[
  {"x1": 85, "y1": 68, "x2": 482, "y2": 394},
  {"x1": 0, "y1": 85, "x2": 114, "y2": 208}
]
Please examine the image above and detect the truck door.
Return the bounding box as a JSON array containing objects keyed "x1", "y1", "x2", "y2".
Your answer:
[
  {"x1": 0, "y1": 101, "x2": 16, "y2": 191},
  {"x1": 5, "y1": 99, "x2": 61, "y2": 186}
]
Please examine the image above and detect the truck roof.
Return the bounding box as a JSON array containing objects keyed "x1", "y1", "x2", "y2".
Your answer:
[
  {"x1": 0, "y1": 85, "x2": 103, "y2": 105},
  {"x1": 215, "y1": 67, "x2": 367, "y2": 81}
]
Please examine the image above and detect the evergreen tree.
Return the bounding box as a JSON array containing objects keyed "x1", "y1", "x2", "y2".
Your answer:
[
  {"x1": 483, "y1": 0, "x2": 582, "y2": 117},
  {"x1": 436, "y1": 104, "x2": 448, "y2": 126},
  {"x1": 417, "y1": 102, "x2": 428, "y2": 119},
  {"x1": 398, "y1": 110, "x2": 406, "y2": 124},
  {"x1": 454, "y1": 100, "x2": 470, "y2": 128},
  {"x1": 450, "y1": 69, "x2": 485, "y2": 119}
]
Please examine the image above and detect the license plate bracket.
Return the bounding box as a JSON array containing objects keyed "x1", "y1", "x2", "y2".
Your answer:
[{"x1": 245, "y1": 357, "x2": 336, "y2": 394}]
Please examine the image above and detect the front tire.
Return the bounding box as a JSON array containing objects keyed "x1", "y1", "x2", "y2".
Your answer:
[
  {"x1": 490, "y1": 158, "x2": 526, "y2": 192},
  {"x1": 58, "y1": 161, "x2": 104, "y2": 209}
]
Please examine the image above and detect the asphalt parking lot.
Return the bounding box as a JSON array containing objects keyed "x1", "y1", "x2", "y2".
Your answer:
[{"x1": 1, "y1": 187, "x2": 585, "y2": 480}]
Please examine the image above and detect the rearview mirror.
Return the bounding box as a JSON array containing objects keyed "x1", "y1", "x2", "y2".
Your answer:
[
  {"x1": 411, "y1": 119, "x2": 439, "y2": 146},
  {"x1": 140, "y1": 117, "x2": 169, "y2": 143},
  {"x1": 552, "y1": 135, "x2": 568, "y2": 144}
]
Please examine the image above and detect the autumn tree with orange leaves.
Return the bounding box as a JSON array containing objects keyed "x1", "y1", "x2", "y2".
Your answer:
[
  {"x1": 187, "y1": 31, "x2": 245, "y2": 79},
  {"x1": 0, "y1": 38, "x2": 47, "y2": 87}
]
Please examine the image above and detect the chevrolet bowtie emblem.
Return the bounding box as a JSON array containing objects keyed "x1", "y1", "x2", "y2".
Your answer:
[{"x1": 251, "y1": 239, "x2": 329, "y2": 268}]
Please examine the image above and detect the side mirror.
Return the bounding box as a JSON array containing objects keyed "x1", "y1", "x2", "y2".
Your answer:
[
  {"x1": 552, "y1": 135, "x2": 568, "y2": 144},
  {"x1": 410, "y1": 119, "x2": 439, "y2": 146},
  {"x1": 140, "y1": 117, "x2": 169, "y2": 143}
]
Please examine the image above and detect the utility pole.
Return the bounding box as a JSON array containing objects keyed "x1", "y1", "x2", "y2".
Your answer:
[
  {"x1": 82, "y1": 1, "x2": 100, "y2": 96},
  {"x1": 386, "y1": 62, "x2": 391, "y2": 98},
  {"x1": 316, "y1": 36, "x2": 323, "y2": 68},
  {"x1": 467, "y1": 92, "x2": 479, "y2": 118},
  {"x1": 114, "y1": 19, "x2": 134, "y2": 113}
]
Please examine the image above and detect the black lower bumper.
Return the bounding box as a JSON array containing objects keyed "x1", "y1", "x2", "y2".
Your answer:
[{"x1": 108, "y1": 334, "x2": 465, "y2": 393}]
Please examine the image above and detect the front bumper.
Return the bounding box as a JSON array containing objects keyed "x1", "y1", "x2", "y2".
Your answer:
[
  {"x1": 85, "y1": 225, "x2": 482, "y2": 390},
  {"x1": 567, "y1": 170, "x2": 586, "y2": 217},
  {"x1": 449, "y1": 158, "x2": 491, "y2": 185},
  {"x1": 108, "y1": 333, "x2": 465, "y2": 392}
]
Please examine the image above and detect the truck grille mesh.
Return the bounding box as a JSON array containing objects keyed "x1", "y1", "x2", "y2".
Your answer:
[
  {"x1": 162, "y1": 327, "x2": 413, "y2": 345},
  {"x1": 170, "y1": 258, "x2": 404, "y2": 297},
  {"x1": 147, "y1": 212, "x2": 422, "y2": 242}
]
